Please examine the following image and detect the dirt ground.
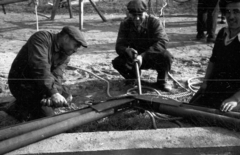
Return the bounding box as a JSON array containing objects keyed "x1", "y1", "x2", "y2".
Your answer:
[{"x1": 0, "y1": 4, "x2": 227, "y2": 130}]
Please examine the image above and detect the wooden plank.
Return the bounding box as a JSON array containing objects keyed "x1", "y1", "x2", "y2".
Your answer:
[
  {"x1": 2, "y1": 5, "x2": 6, "y2": 14},
  {"x1": 0, "y1": 0, "x2": 28, "y2": 5}
]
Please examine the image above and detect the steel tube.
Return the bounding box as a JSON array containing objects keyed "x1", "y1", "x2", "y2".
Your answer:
[
  {"x1": 182, "y1": 104, "x2": 240, "y2": 119},
  {"x1": 0, "y1": 108, "x2": 92, "y2": 141},
  {"x1": 0, "y1": 109, "x2": 114, "y2": 155},
  {"x1": 135, "y1": 63, "x2": 142, "y2": 95},
  {"x1": 154, "y1": 104, "x2": 240, "y2": 131}
]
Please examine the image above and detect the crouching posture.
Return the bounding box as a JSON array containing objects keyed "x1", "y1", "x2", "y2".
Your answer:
[
  {"x1": 112, "y1": 0, "x2": 173, "y2": 92},
  {"x1": 7, "y1": 26, "x2": 87, "y2": 121},
  {"x1": 190, "y1": 0, "x2": 240, "y2": 112}
]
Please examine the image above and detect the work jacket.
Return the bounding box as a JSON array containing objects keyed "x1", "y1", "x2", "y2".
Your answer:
[
  {"x1": 8, "y1": 31, "x2": 70, "y2": 96},
  {"x1": 115, "y1": 14, "x2": 169, "y2": 58}
]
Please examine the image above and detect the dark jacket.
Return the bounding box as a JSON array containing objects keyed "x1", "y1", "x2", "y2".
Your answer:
[
  {"x1": 8, "y1": 31, "x2": 70, "y2": 96},
  {"x1": 115, "y1": 14, "x2": 169, "y2": 58}
]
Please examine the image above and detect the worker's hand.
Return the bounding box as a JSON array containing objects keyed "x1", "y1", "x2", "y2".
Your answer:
[
  {"x1": 125, "y1": 48, "x2": 138, "y2": 61},
  {"x1": 51, "y1": 93, "x2": 69, "y2": 107},
  {"x1": 135, "y1": 55, "x2": 143, "y2": 68},
  {"x1": 220, "y1": 98, "x2": 238, "y2": 112}
]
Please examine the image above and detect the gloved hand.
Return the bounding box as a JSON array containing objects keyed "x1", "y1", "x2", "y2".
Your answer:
[{"x1": 125, "y1": 47, "x2": 138, "y2": 61}]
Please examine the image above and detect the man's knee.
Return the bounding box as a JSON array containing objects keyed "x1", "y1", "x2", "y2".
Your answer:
[
  {"x1": 149, "y1": 50, "x2": 173, "y2": 71},
  {"x1": 112, "y1": 56, "x2": 126, "y2": 70}
]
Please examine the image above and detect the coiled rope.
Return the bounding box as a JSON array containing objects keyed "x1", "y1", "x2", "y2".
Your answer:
[{"x1": 67, "y1": 65, "x2": 203, "y2": 128}]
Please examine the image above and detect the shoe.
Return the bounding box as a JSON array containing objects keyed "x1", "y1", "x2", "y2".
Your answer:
[
  {"x1": 196, "y1": 33, "x2": 206, "y2": 40},
  {"x1": 157, "y1": 82, "x2": 173, "y2": 92},
  {"x1": 207, "y1": 36, "x2": 215, "y2": 43}
]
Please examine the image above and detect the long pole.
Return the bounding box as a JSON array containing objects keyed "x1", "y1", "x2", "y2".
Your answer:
[
  {"x1": 79, "y1": 0, "x2": 84, "y2": 30},
  {"x1": 89, "y1": 0, "x2": 107, "y2": 22}
]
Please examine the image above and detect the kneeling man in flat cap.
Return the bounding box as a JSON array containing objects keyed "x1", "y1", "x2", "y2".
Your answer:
[
  {"x1": 112, "y1": 0, "x2": 173, "y2": 92},
  {"x1": 7, "y1": 26, "x2": 87, "y2": 121}
]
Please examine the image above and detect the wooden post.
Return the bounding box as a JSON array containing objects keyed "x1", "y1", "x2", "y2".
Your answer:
[
  {"x1": 51, "y1": 0, "x2": 60, "y2": 20},
  {"x1": 79, "y1": 0, "x2": 84, "y2": 30},
  {"x1": 148, "y1": 0, "x2": 151, "y2": 15},
  {"x1": 2, "y1": 5, "x2": 6, "y2": 14},
  {"x1": 155, "y1": 0, "x2": 159, "y2": 14},
  {"x1": 67, "y1": 0, "x2": 73, "y2": 18},
  {"x1": 89, "y1": 0, "x2": 107, "y2": 22}
]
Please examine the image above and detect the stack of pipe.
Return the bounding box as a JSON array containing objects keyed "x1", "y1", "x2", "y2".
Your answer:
[
  {"x1": 0, "y1": 98, "x2": 134, "y2": 154},
  {"x1": 1, "y1": 95, "x2": 240, "y2": 154}
]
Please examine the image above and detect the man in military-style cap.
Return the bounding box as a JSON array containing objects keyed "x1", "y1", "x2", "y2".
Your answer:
[
  {"x1": 7, "y1": 26, "x2": 87, "y2": 121},
  {"x1": 112, "y1": 0, "x2": 173, "y2": 92}
]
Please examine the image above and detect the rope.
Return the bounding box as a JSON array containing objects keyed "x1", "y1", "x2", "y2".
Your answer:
[
  {"x1": 67, "y1": 65, "x2": 204, "y2": 129},
  {"x1": 67, "y1": 65, "x2": 113, "y2": 98}
]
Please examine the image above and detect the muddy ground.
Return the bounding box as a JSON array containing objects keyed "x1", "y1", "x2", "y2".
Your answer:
[{"x1": 0, "y1": 2, "x2": 227, "y2": 131}]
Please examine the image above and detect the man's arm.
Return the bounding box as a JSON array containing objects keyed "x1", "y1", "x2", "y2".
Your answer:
[
  {"x1": 52, "y1": 56, "x2": 70, "y2": 83},
  {"x1": 115, "y1": 21, "x2": 130, "y2": 57},
  {"x1": 221, "y1": 91, "x2": 240, "y2": 112},
  {"x1": 140, "y1": 17, "x2": 169, "y2": 58},
  {"x1": 200, "y1": 61, "x2": 215, "y2": 89},
  {"x1": 27, "y1": 32, "x2": 58, "y2": 96}
]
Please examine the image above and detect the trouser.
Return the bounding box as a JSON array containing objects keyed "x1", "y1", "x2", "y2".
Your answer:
[
  {"x1": 112, "y1": 50, "x2": 173, "y2": 83},
  {"x1": 197, "y1": 0, "x2": 219, "y2": 37},
  {"x1": 7, "y1": 76, "x2": 70, "y2": 121}
]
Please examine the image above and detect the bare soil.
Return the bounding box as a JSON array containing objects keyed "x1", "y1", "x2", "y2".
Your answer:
[{"x1": 0, "y1": 1, "x2": 227, "y2": 131}]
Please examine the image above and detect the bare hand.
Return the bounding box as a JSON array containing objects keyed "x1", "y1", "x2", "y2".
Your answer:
[
  {"x1": 51, "y1": 93, "x2": 68, "y2": 107},
  {"x1": 220, "y1": 98, "x2": 238, "y2": 112},
  {"x1": 135, "y1": 55, "x2": 142, "y2": 67},
  {"x1": 126, "y1": 48, "x2": 138, "y2": 60}
]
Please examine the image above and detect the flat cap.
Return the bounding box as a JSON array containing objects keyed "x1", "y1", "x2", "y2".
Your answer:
[
  {"x1": 127, "y1": 0, "x2": 147, "y2": 14},
  {"x1": 61, "y1": 26, "x2": 87, "y2": 48},
  {"x1": 219, "y1": 0, "x2": 240, "y2": 13}
]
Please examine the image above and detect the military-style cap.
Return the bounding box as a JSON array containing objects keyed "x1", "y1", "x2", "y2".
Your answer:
[
  {"x1": 61, "y1": 26, "x2": 87, "y2": 48},
  {"x1": 127, "y1": 0, "x2": 147, "y2": 15}
]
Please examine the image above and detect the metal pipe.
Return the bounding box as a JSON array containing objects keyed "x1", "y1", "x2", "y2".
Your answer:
[
  {"x1": 153, "y1": 104, "x2": 240, "y2": 131},
  {"x1": 135, "y1": 95, "x2": 240, "y2": 119},
  {"x1": 0, "y1": 109, "x2": 114, "y2": 155},
  {"x1": 182, "y1": 104, "x2": 240, "y2": 119},
  {"x1": 0, "y1": 108, "x2": 92, "y2": 141},
  {"x1": 135, "y1": 62, "x2": 142, "y2": 95}
]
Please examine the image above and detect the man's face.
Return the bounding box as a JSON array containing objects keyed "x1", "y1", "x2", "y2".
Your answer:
[
  {"x1": 226, "y1": 2, "x2": 240, "y2": 29},
  {"x1": 129, "y1": 12, "x2": 146, "y2": 27},
  {"x1": 61, "y1": 35, "x2": 81, "y2": 56}
]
